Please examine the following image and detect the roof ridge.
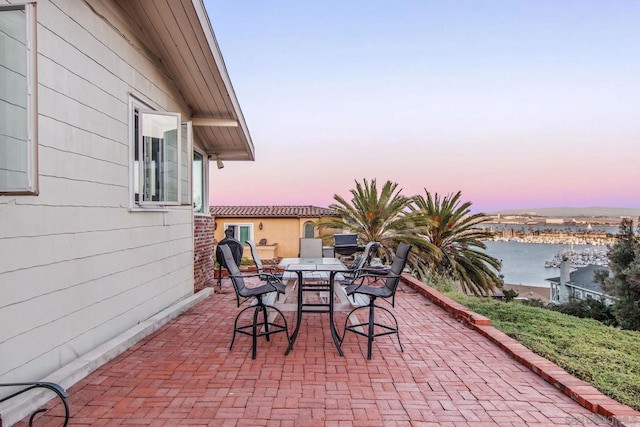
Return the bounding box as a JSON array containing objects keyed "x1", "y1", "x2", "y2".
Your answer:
[{"x1": 209, "y1": 205, "x2": 340, "y2": 218}]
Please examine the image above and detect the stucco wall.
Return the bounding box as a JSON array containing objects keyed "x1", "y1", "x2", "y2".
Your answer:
[{"x1": 214, "y1": 217, "x2": 326, "y2": 258}]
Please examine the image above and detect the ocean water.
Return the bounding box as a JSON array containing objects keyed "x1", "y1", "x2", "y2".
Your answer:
[{"x1": 483, "y1": 241, "x2": 609, "y2": 288}]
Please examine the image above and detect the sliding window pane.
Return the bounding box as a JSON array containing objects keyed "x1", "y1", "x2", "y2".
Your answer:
[
  {"x1": 193, "y1": 151, "x2": 204, "y2": 213},
  {"x1": 0, "y1": 7, "x2": 29, "y2": 192}
]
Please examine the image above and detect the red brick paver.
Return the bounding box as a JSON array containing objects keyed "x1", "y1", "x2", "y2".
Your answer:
[{"x1": 19, "y1": 281, "x2": 624, "y2": 426}]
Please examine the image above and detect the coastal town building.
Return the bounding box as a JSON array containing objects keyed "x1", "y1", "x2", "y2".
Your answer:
[{"x1": 547, "y1": 261, "x2": 614, "y2": 304}]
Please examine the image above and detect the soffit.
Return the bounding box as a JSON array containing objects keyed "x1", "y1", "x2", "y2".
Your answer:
[{"x1": 112, "y1": 0, "x2": 255, "y2": 161}]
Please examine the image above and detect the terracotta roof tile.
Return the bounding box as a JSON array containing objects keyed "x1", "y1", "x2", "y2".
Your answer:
[{"x1": 209, "y1": 205, "x2": 340, "y2": 218}]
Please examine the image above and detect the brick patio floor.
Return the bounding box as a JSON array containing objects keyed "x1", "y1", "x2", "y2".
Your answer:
[{"x1": 18, "y1": 281, "x2": 617, "y2": 426}]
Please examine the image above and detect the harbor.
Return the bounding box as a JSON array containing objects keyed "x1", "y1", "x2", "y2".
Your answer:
[
  {"x1": 483, "y1": 240, "x2": 610, "y2": 288},
  {"x1": 480, "y1": 219, "x2": 617, "y2": 288}
]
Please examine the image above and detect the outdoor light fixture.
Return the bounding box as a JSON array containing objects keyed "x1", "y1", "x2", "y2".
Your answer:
[
  {"x1": 259, "y1": 222, "x2": 263, "y2": 230},
  {"x1": 215, "y1": 155, "x2": 224, "y2": 169}
]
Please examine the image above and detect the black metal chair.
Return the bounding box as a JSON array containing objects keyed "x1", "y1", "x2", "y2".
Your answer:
[
  {"x1": 340, "y1": 242, "x2": 412, "y2": 359},
  {"x1": 0, "y1": 382, "x2": 70, "y2": 426},
  {"x1": 339, "y1": 241, "x2": 380, "y2": 285},
  {"x1": 220, "y1": 244, "x2": 290, "y2": 359},
  {"x1": 246, "y1": 239, "x2": 283, "y2": 283},
  {"x1": 215, "y1": 237, "x2": 243, "y2": 288}
]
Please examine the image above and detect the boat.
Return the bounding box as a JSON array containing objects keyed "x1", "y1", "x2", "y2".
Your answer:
[{"x1": 544, "y1": 248, "x2": 609, "y2": 269}]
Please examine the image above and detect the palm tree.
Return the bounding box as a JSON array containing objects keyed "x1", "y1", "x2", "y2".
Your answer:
[
  {"x1": 411, "y1": 190, "x2": 502, "y2": 296},
  {"x1": 317, "y1": 179, "x2": 435, "y2": 267}
]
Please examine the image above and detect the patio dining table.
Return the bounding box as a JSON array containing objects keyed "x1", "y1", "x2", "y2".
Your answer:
[{"x1": 278, "y1": 257, "x2": 349, "y2": 356}]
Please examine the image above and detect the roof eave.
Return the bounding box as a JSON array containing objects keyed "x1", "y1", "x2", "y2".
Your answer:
[{"x1": 190, "y1": 0, "x2": 254, "y2": 161}]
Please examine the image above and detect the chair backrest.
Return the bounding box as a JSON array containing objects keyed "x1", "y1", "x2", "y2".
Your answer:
[
  {"x1": 383, "y1": 242, "x2": 412, "y2": 299},
  {"x1": 216, "y1": 238, "x2": 243, "y2": 269},
  {"x1": 246, "y1": 240, "x2": 263, "y2": 273},
  {"x1": 299, "y1": 238, "x2": 323, "y2": 258},
  {"x1": 354, "y1": 241, "x2": 379, "y2": 270},
  {"x1": 220, "y1": 244, "x2": 249, "y2": 303}
]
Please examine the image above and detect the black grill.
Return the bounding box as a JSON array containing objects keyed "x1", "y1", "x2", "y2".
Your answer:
[{"x1": 333, "y1": 233, "x2": 365, "y2": 256}]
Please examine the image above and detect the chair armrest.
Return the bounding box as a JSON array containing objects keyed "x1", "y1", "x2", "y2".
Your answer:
[
  {"x1": 259, "y1": 273, "x2": 287, "y2": 293},
  {"x1": 361, "y1": 266, "x2": 390, "y2": 275},
  {"x1": 231, "y1": 273, "x2": 263, "y2": 279},
  {"x1": 0, "y1": 382, "x2": 70, "y2": 426},
  {"x1": 348, "y1": 272, "x2": 402, "y2": 290}
]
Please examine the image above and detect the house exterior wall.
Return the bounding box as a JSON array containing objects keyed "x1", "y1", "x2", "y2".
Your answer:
[
  {"x1": 214, "y1": 217, "x2": 328, "y2": 259},
  {"x1": 0, "y1": 0, "x2": 196, "y2": 385}
]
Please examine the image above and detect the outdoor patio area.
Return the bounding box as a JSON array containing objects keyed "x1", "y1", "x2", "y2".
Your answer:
[{"x1": 16, "y1": 279, "x2": 617, "y2": 426}]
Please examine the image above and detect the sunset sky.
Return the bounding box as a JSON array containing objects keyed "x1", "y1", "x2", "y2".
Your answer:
[{"x1": 205, "y1": 1, "x2": 640, "y2": 213}]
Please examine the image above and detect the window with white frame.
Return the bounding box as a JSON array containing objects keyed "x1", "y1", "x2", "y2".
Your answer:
[
  {"x1": 0, "y1": 3, "x2": 37, "y2": 194},
  {"x1": 180, "y1": 121, "x2": 191, "y2": 206},
  {"x1": 130, "y1": 97, "x2": 191, "y2": 207},
  {"x1": 225, "y1": 223, "x2": 252, "y2": 245},
  {"x1": 193, "y1": 150, "x2": 206, "y2": 214}
]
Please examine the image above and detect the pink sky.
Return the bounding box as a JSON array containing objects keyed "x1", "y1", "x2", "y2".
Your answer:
[{"x1": 207, "y1": 1, "x2": 640, "y2": 213}]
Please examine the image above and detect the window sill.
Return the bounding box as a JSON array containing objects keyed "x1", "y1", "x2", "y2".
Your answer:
[{"x1": 129, "y1": 206, "x2": 170, "y2": 213}]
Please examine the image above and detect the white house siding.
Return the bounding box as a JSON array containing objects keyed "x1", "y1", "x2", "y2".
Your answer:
[{"x1": 0, "y1": 0, "x2": 195, "y2": 384}]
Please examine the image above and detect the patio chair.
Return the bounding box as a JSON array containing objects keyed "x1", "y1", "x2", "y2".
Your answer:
[
  {"x1": 298, "y1": 238, "x2": 323, "y2": 258},
  {"x1": 339, "y1": 241, "x2": 380, "y2": 285},
  {"x1": 0, "y1": 382, "x2": 70, "y2": 426},
  {"x1": 246, "y1": 239, "x2": 283, "y2": 283},
  {"x1": 340, "y1": 242, "x2": 411, "y2": 359},
  {"x1": 219, "y1": 244, "x2": 290, "y2": 359},
  {"x1": 298, "y1": 238, "x2": 328, "y2": 281},
  {"x1": 215, "y1": 234, "x2": 243, "y2": 288}
]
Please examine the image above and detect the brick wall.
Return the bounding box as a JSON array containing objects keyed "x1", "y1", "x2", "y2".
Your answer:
[{"x1": 194, "y1": 215, "x2": 216, "y2": 292}]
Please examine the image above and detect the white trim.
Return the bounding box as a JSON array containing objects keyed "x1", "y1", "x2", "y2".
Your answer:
[
  {"x1": 128, "y1": 96, "x2": 152, "y2": 209},
  {"x1": 222, "y1": 222, "x2": 254, "y2": 243},
  {"x1": 128, "y1": 95, "x2": 187, "y2": 208},
  {"x1": 137, "y1": 110, "x2": 181, "y2": 206},
  {"x1": 26, "y1": 2, "x2": 38, "y2": 193},
  {"x1": 0, "y1": 3, "x2": 38, "y2": 195},
  {"x1": 192, "y1": 146, "x2": 208, "y2": 214},
  {"x1": 191, "y1": 118, "x2": 238, "y2": 127},
  {"x1": 180, "y1": 121, "x2": 193, "y2": 206}
]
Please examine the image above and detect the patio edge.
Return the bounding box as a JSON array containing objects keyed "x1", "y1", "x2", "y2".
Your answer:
[
  {"x1": 0, "y1": 288, "x2": 213, "y2": 427},
  {"x1": 400, "y1": 274, "x2": 640, "y2": 427}
]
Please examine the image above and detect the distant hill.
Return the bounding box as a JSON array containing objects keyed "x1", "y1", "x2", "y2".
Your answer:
[{"x1": 491, "y1": 207, "x2": 640, "y2": 217}]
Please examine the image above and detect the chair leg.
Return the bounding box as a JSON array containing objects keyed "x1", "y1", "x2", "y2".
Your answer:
[
  {"x1": 367, "y1": 300, "x2": 375, "y2": 360},
  {"x1": 341, "y1": 297, "x2": 402, "y2": 359},
  {"x1": 252, "y1": 305, "x2": 260, "y2": 360},
  {"x1": 230, "y1": 305, "x2": 254, "y2": 350},
  {"x1": 261, "y1": 304, "x2": 270, "y2": 342},
  {"x1": 375, "y1": 304, "x2": 403, "y2": 354},
  {"x1": 269, "y1": 304, "x2": 292, "y2": 346},
  {"x1": 231, "y1": 302, "x2": 290, "y2": 359}
]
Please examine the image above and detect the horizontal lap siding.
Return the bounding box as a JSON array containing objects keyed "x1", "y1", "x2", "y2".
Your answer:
[{"x1": 0, "y1": 0, "x2": 194, "y2": 382}]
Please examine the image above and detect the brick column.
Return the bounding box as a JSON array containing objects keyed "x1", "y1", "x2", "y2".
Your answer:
[{"x1": 194, "y1": 215, "x2": 216, "y2": 292}]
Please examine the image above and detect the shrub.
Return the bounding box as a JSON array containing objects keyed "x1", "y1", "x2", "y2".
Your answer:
[
  {"x1": 503, "y1": 289, "x2": 519, "y2": 302},
  {"x1": 550, "y1": 297, "x2": 617, "y2": 326}
]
